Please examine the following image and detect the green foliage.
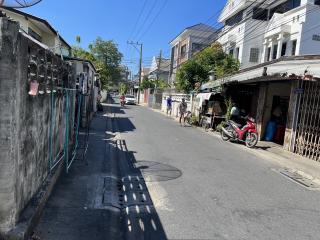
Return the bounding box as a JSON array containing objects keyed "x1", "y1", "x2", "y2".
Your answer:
[
  {"x1": 224, "y1": 97, "x2": 233, "y2": 121},
  {"x1": 72, "y1": 36, "x2": 123, "y2": 90},
  {"x1": 119, "y1": 83, "x2": 128, "y2": 95},
  {"x1": 216, "y1": 97, "x2": 233, "y2": 131},
  {"x1": 176, "y1": 59, "x2": 208, "y2": 93},
  {"x1": 176, "y1": 42, "x2": 240, "y2": 93},
  {"x1": 72, "y1": 46, "x2": 95, "y2": 62},
  {"x1": 155, "y1": 79, "x2": 169, "y2": 90},
  {"x1": 76, "y1": 35, "x2": 81, "y2": 44},
  {"x1": 140, "y1": 76, "x2": 154, "y2": 90},
  {"x1": 190, "y1": 115, "x2": 199, "y2": 126}
]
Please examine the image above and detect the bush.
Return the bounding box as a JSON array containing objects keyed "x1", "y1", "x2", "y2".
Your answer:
[{"x1": 190, "y1": 115, "x2": 199, "y2": 126}]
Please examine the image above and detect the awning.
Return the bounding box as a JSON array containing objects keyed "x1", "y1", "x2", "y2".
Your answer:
[
  {"x1": 220, "y1": 56, "x2": 320, "y2": 84},
  {"x1": 195, "y1": 92, "x2": 215, "y2": 107},
  {"x1": 200, "y1": 80, "x2": 223, "y2": 93}
]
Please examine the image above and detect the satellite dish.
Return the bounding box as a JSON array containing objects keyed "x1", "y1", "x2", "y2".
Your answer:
[{"x1": 0, "y1": 0, "x2": 42, "y2": 8}]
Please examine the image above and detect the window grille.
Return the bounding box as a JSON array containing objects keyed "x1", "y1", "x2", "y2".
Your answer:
[{"x1": 249, "y1": 48, "x2": 259, "y2": 62}]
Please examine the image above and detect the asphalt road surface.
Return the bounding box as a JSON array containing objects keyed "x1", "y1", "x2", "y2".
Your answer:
[
  {"x1": 35, "y1": 99, "x2": 320, "y2": 240},
  {"x1": 114, "y1": 101, "x2": 320, "y2": 240}
]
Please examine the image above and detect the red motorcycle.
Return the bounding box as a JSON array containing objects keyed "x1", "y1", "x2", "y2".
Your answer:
[
  {"x1": 119, "y1": 95, "x2": 125, "y2": 107},
  {"x1": 220, "y1": 117, "x2": 258, "y2": 148}
]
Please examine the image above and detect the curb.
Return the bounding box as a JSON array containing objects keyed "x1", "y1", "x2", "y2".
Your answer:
[{"x1": 5, "y1": 162, "x2": 64, "y2": 240}]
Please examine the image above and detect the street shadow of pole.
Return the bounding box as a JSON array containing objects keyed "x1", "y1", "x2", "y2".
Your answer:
[{"x1": 116, "y1": 139, "x2": 170, "y2": 240}]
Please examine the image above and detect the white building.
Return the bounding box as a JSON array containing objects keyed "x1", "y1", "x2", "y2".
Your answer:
[
  {"x1": 148, "y1": 56, "x2": 171, "y2": 82},
  {"x1": 213, "y1": 0, "x2": 320, "y2": 161},
  {"x1": 0, "y1": 7, "x2": 71, "y2": 56},
  {"x1": 217, "y1": 0, "x2": 320, "y2": 69}
]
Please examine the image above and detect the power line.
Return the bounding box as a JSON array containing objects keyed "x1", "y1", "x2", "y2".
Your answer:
[
  {"x1": 132, "y1": 0, "x2": 158, "y2": 40},
  {"x1": 127, "y1": 0, "x2": 148, "y2": 41},
  {"x1": 137, "y1": 0, "x2": 169, "y2": 41}
]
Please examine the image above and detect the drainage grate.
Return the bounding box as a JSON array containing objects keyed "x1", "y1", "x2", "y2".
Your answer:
[{"x1": 275, "y1": 168, "x2": 320, "y2": 190}]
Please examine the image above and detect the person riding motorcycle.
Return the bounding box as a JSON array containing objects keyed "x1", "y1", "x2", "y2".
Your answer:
[{"x1": 120, "y1": 94, "x2": 125, "y2": 106}]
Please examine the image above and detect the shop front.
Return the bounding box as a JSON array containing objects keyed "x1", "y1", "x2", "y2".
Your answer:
[
  {"x1": 196, "y1": 92, "x2": 226, "y2": 129},
  {"x1": 256, "y1": 81, "x2": 292, "y2": 145}
]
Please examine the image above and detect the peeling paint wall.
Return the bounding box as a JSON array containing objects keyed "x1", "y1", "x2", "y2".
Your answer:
[{"x1": 0, "y1": 17, "x2": 75, "y2": 233}]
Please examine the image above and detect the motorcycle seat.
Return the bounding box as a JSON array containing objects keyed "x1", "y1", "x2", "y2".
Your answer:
[{"x1": 229, "y1": 120, "x2": 243, "y2": 128}]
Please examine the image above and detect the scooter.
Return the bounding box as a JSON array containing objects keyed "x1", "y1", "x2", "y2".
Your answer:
[
  {"x1": 119, "y1": 96, "x2": 125, "y2": 107},
  {"x1": 220, "y1": 116, "x2": 258, "y2": 148}
]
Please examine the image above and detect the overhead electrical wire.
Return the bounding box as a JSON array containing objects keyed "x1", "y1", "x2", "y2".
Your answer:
[
  {"x1": 132, "y1": 0, "x2": 158, "y2": 40},
  {"x1": 136, "y1": 0, "x2": 169, "y2": 41},
  {"x1": 127, "y1": 0, "x2": 148, "y2": 41}
]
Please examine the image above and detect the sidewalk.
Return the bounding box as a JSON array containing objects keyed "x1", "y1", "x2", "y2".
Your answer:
[
  {"x1": 33, "y1": 105, "x2": 122, "y2": 240},
  {"x1": 144, "y1": 105, "x2": 320, "y2": 188}
]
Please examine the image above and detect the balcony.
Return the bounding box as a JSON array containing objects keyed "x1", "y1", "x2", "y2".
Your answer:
[{"x1": 265, "y1": 13, "x2": 291, "y2": 38}]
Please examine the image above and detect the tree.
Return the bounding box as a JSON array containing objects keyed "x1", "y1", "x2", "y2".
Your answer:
[
  {"x1": 154, "y1": 79, "x2": 169, "y2": 90},
  {"x1": 89, "y1": 37, "x2": 123, "y2": 87},
  {"x1": 71, "y1": 36, "x2": 123, "y2": 90},
  {"x1": 176, "y1": 42, "x2": 240, "y2": 93},
  {"x1": 119, "y1": 83, "x2": 128, "y2": 95},
  {"x1": 140, "y1": 76, "x2": 154, "y2": 90},
  {"x1": 76, "y1": 35, "x2": 81, "y2": 45},
  {"x1": 176, "y1": 59, "x2": 208, "y2": 93},
  {"x1": 72, "y1": 46, "x2": 96, "y2": 63}
]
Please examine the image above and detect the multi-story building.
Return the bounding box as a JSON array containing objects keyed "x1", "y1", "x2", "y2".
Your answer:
[
  {"x1": 169, "y1": 23, "x2": 217, "y2": 86},
  {"x1": 0, "y1": 7, "x2": 71, "y2": 56},
  {"x1": 217, "y1": 0, "x2": 320, "y2": 69},
  {"x1": 148, "y1": 56, "x2": 171, "y2": 82},
  {"x1": 214, "y1": 0, "x2": 320, "y2": 161}
]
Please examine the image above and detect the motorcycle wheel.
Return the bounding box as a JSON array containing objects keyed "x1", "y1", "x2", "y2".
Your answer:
[
  {"x1": 245, "y1": 133, "x2": 258, "y2": 148},
  {"x1": 204, "y1": 123, "x2": 210, "y2": 131},
  {"x1": 220, "y1": 126, "x2": 231, "y2": 141}
]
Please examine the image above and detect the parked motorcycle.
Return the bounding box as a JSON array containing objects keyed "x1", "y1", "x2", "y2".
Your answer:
[
  {"x1": 184, "y1": 111, "x2": 192, "y2": 125},
  {"x1": 199, "y1": 115, "x2": 211, "y2": 131},
  {"x1": 220, "y1": 117, "x2": 258, "y2": 148}
]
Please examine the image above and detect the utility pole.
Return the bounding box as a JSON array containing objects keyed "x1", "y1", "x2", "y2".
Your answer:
[
  {"x1": 127, "y1": 41, "x2": 143, "y2": 104},
  {"x1": 156, "y1": 49, "x2": 162, "y2": 81}
]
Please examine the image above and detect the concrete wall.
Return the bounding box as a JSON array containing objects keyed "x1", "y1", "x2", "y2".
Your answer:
[
  {"x1": 300, "y1": 4, "x2": 320, "y2": 55},
  {"x1": 283, "y1": 81, "x2": 299, "y2": 151},
  {"x1": 161, "y1": 93, "x2": 191, "y2": 118},
  {"x1": 0, "y1": 17, "x2": 75, "y2": 233}
]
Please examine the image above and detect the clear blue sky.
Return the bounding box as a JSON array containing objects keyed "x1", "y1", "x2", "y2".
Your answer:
[{"x1": 24, "y1": 0, "x2": 226, "y2": 74}]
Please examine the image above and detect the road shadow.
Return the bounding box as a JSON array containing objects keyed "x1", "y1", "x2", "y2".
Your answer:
[
  {"x1": 135, "y1": 161, "x2": 182, "y2": 182},
  {"x1": 116, "y1": 139, "x2": 168, "y2": 240}
]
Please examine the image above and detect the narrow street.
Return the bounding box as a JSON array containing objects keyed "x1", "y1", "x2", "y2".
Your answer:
[{"x1": 34, "y1": 98, "x2": 320, "y2": 240}]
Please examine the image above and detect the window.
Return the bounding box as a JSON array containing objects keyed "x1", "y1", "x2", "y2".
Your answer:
[
  {"x1": 252, "y1": 7, "x2": 268, "y2": 21},
  {"x1": 266, "y1": 47, "x2": 271, "y2": 62},
  {"x1": 192, "y1": 43, "x2": 205, "y2": 53},
  {"x1": 269, "y1": 0, "x2": 301, "y2": 19},
  {"x1": 229, "y1": 48, "x2": 234, "y2": 56},
  {"x1": 249, "y1": 48, "x2": 259, "y2": 62},
  {"x1": 235, "y1": 47, "x2": 240, "y2": 60},
  {"x1": 225, "y1": 10, "x2": 244, "y2": 26},
  {"x1": 28, "y1": 27, "x2": 42, "y2": 42},
  {"x1": 291, "y1": 40, "x2": 297, "y2": 55},
  {"x1": 281, "y1": 42, "x2": 287, "y2": 56},
  {"x1": 316, "y1": 0, "x2": 320, "y2": 5},
  {"x1": 292, "y1": 0, "x2": 301, "y2": 8},
  {"x1": 272, "y1": 44, "x2": 278, "y2": 60},
  {"x1": 180, "y1": 45, "x2": 187, "y2": 58}
]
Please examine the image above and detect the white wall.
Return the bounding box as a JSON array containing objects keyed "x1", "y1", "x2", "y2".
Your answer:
[{"x1": 299, "y1": 4, "x2": 320, "y2": 55}]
